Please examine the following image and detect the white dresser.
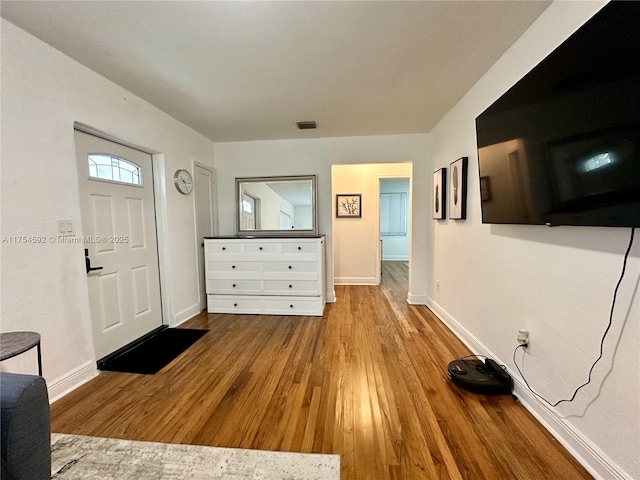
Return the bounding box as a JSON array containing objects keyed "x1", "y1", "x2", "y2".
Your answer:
[{"x1": 204, "y1": 236, "x2": 325, "y2": 316}]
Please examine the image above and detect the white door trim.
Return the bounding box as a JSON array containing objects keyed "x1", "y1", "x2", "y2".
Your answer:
[
  {"x1": 75, "y1": 122, "x2": 159, "y2": 154},
  {"x1": 193, "y1": 161, "x2": 217, "y2": 310},
  {"x1": 193, "y1": 160, "x2": 217, "y2": 236},
  {"x1": 73, "y1": 122, "x2": 172, "y2": 328}
]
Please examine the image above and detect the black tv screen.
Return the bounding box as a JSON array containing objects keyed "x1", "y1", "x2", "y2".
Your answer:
[{"x1": 475, "y1": 1, "x2": 640, "y2": 228}]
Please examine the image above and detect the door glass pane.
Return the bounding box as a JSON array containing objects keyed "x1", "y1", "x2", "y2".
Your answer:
[{"x1": 88, "y1": 154, "x2": 142, "y2": 186}]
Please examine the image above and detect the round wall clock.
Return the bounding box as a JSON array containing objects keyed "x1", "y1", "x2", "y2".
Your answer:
[{"x1": 173, "y1": 169, "x2": 193, "y2": 195}]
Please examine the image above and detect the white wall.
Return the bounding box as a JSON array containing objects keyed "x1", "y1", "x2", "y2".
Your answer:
[
  {"x1": 333, "y1": 163, "x2": 411, "y2": 283},
  {"x1": 380, "y1": 178, "x2": 410, "y2": 261},
  {"x1": 0, "y1": 20, "x2": 215, "y2": 399},
  {"x1": 293, "y1": 206, "x2": 312, "y2": 230},
  {"x1": 426, "y1": 2, "x2": 639, "y2": 479},
  {"x1": 213, "y1": 134, "x2": 429, "y2": 302}
]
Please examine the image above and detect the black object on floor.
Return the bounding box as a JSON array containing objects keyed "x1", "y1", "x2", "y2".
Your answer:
[
  {"x1": 97, "y1": 327, "x2": 208, "y2": 374},
  {"x1": 447, "y1": 357, "x2": 513, "y2": 395}
]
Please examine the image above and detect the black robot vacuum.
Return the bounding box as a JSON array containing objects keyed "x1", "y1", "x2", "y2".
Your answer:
[{"x1": 447, "y1": 357, "x2": 513, "y2": 395}]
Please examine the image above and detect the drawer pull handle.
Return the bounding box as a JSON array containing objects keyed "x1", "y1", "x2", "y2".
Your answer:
[
  {"x1": 234, "y1": 303, "x2": 238, "y2": 307},
  {"x1": 232, "y1": 284, "x2": 236, "y2": 288},
  {"x1": 290, "y1": 304, "x2": 294, "y2": 308},
  {"x1": 232, "y1": 265, "x2": 236, "y2": 269},
  {"x1": 288, "y1": 265, "x2": 292, "y2": 269},
  {"x1": 222, "y1": 247, "x2": 226, "y2": 251},
  {"x1": 289, "y1": 284, "x2": 293, "y2": 288},
  {"x1": 298, "y1": 246, "x2": 302, "y2": 251},
  {"x1": 259, "y1": 247, "x2": 263, "y2": 251}
]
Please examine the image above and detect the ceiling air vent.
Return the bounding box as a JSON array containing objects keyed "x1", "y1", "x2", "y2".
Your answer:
[{"x1": 296, "y1": 121, "x2": 317, "y2": 130}]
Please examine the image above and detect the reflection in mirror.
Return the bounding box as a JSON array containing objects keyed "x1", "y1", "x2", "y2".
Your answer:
[{"x1": 236, "y1": 175, "x2": 318, "y2": 236}]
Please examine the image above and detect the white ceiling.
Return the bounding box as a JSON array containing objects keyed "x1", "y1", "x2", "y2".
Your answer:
[{"x1": 1, "y1": 1, "x2": 551, "y2": 143}]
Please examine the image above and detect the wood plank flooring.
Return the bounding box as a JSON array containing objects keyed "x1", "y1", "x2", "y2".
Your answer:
[{"x1": 51, "y1": 262, "x2": 592, "y2": 479}]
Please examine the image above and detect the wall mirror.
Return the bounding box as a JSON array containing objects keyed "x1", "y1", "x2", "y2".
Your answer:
[{"x1": 235, "y1": 175, "x2": 318, "y2": 236}]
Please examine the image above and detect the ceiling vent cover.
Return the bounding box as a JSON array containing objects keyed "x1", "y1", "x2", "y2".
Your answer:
[{"x1": 296, "y1": 121, "x2": 317, "y2": 130}]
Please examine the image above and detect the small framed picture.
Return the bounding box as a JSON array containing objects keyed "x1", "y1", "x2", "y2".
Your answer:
[
  {"x1": 336, "y1": 194, "x2": 362, "y2": 218},
  {"x1": 449, "y1": 157, "x2": 468, "y2": 219},
  {"x1": 433, "y1": 168, "x2": 446, "y2": 220}
]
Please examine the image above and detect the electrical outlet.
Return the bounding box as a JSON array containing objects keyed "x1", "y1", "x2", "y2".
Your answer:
[{"x1": 517, "y1": 329, "x2": 529, "y2": 346}]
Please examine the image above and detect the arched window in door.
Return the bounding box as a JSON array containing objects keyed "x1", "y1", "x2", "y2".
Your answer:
[{"x1": 88, "y1": 154, "x2": 142, "y2": 186}]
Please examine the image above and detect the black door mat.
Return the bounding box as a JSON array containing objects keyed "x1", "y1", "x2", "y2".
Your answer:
[{"x1": 97, "y1": 328, "x2": 208, "y2": 375}]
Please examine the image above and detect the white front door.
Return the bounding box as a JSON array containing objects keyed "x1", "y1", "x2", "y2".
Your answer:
[
  {"x1": 194, "y1": 164, "x2": 216, "y2": 310},
  {"x1": 240, "y1": 193, "x2": 256, "y2": 230},
  {"x1": 75, "y1": 130, "x2": 163, "y2": 360}
]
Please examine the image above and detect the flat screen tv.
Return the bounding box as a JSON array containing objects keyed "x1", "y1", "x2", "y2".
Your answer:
[{"x1": 475, "y1": 1, "x2": 640, "y2": 228}]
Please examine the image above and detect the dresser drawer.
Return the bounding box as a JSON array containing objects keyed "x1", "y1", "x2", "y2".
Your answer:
[
  {"x1": 281, "y1": 242, "x2": 318, "y2": 254},
  {"x1": 207, "y1": 279, "x2": 262, "y2": 295},
  {"x1": 262, "y1": 261, "x2": 318, "y2": 274},
  {"x1": 207, "y1": 295, "x2": 263, "y2": 314},
  {"x1": 263, "y1": 297, "x2": 324, "y2": 316},
  {"x1": 207, "y1": 261, "x2": 261, "y2": 274},
  {"x1": 205, "y1": 241, "x2": 243, "y2": 255},
  {"x1": 244, "y1": 242, "x2": 282, "y2": 255},
  {"x1": 263, "y1": 280, "x2": 320, "y2": 296}
]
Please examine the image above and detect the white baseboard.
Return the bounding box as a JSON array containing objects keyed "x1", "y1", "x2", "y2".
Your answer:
[
  {"x1": 382, "y1": 255, "x2": 409, "y2": 261},
  {"x1": 48, "y1": 361, "x2": 97, "y2": 403},
  {"x1": 407, "y1": 292, "x2": 428, "y2": 305},
  {"x1": 326, "y1": 290, "x2": 336, "y2": 303},
  {"x1": 173, "y1": 303, "x2": 203, "y2": 327},
  {"x1": 426, "y1": 297, "x2": 631, "y2": 480},
  {"x1": 334, "y1": 277, "x2": 377, "y2": 285}
]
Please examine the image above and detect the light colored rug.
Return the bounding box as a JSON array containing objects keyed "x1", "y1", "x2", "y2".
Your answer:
[{"x1": 51, "y1": 433, "x2": 340, "y2": 480}]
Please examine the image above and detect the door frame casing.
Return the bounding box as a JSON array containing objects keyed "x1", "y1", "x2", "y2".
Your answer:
[
  {"x1": 74, "y1": 122, "x2": 173, "y2": 329},
  {"x1": 192, "y1": 161, "x2": 217, "y2": 310}
]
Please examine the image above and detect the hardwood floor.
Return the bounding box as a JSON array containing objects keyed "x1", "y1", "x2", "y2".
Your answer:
[{"x1": 51, "y1": 261, "x2": 592, "y2": 479}]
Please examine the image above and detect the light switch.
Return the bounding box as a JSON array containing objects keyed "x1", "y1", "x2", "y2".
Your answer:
[{"x1": 57, "y1": 219, "x2": 75, "y2": 236}]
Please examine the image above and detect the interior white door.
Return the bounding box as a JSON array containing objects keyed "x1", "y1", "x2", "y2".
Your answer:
[
  {"x1": 75, "y1": 130, "x2": 163, "y2": 360},
  {"x1": 194, "y1": 164, "x2": 216, "y2": 310}
]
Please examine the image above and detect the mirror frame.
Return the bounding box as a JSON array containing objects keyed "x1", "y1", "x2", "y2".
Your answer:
[{"x1": 235, "y1": 174, "x2": 318, "y2": 236}]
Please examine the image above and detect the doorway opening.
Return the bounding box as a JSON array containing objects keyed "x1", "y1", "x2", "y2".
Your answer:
[
  {"x1": 379, "y1": 177, "x2": 410, "y2": 293},
  {"x1": 331, "y1": 163, "x2": 412, "y2": 301},
  {"x1": 379, "y1": 177, "x2": 410, "y2": 295}
]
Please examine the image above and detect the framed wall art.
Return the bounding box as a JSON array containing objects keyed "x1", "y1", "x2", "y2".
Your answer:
[
  {"x1": 336, "y1": 194, "x2": 362, "y2": 218},
  {"x1": 432, "y1": 168, "x2": 446, "y2": 220},
  {"x1": 449, "y1": 157, "x2": 468, "y2": 219}
]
